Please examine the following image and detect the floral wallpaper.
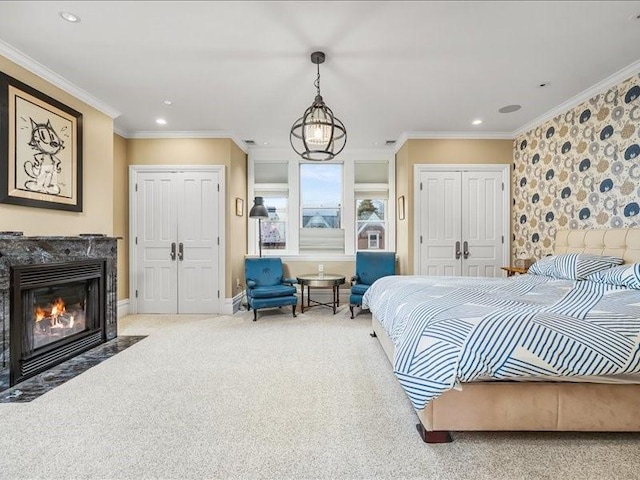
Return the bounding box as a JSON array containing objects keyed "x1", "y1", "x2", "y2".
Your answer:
[{"x1": 513, "y1": 73, "x2": 640, "y2": 259}]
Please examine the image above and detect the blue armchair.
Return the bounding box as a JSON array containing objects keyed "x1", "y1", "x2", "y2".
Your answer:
[
  {"x1": 245, "y1": 258, "x2": 298, "y2": 321},
  {"x1": 349, "y1": 252, "x2": 396, "y2": 318}
]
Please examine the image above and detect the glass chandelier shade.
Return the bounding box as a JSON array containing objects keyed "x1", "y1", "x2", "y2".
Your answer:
[{"x1": 290, "y1": 52, "x2": 347, "y2": 161}]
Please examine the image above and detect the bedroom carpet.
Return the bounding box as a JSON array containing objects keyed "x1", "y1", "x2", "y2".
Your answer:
[{"x1": 0, "y1": 306, "x2": 639, "y2": 480}]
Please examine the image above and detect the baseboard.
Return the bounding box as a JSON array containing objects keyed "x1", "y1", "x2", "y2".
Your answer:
[
  {"x1": 224, "y1": 290, "x2": 245, "y2": 315},
  {"x1": 117, "y1": 299, "x2": 130, "y2": 318}
]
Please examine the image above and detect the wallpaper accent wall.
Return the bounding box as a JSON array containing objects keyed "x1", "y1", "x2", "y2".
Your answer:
[{"x1": 513, "y1": 73, "x2": 640, "y2": 259}]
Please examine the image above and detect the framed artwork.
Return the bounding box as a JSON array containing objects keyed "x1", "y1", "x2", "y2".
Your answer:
[
  {"x1": 235, "y1": 197, "x2": 244, "y2": 216},
  {"x1": 397, "y1": 195, "x2": 405, "y2": 220},
  {"x1": 0, "y1": 72, "x2": 83, "y2": 211}
]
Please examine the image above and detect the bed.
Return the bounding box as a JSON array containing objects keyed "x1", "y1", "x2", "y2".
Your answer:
[{"x1": 365, "y1": 228, "x2": 640, "y2": 443}]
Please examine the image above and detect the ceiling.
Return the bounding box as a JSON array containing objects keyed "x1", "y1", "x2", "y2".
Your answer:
[{"x1": 0, "y1": 1, "x2": 639, "y2": 149}]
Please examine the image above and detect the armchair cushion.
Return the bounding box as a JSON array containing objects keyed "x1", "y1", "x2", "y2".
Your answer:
[
  {"x1": 350, "y1": 284, "x2": 371, "y2": 296},
  {"x1": 249, "y1": 285, "x2": 297, "y2": 299}
]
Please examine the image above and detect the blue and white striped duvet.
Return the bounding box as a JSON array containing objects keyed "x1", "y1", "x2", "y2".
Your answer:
[{"x1": 363, "y1": 275, "x2": 640, "y2": 410}]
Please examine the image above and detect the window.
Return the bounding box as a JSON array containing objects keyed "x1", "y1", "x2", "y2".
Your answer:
[
  {"x1": 254, "y1": 162, "x2": 289, "y2": 253},
  {"x1": 355, "y1": 161, "x2": 389, "y2": 251},
  {"x1": 299, "y1": 164, "x2": 344, "y2": 253},
  {"x1": 248, "y1": 154, "x2": 394, "y2": 257},
  {"x1": 260, "y1": 197, "x2": 287, "y2": 250},
  {"x1": 357, "y1": 199, "x2": 386, "y2": 250},
  {"x1": 368, "y1": 232, "x2": 379, "y2": 249}
]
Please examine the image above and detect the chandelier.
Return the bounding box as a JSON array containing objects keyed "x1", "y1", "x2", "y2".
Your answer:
[{"x1": 290, "y1": 51, "x2": 347, "y2": 161}]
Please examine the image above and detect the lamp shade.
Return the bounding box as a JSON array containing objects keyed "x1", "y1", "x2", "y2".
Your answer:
[{"x1": 249, "y1": 197, "x2": 269, "y2": 219}]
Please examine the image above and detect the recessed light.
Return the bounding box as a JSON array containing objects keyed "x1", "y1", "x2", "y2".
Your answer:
[
  {"x1": 263, "y1": 142, "x2": 269, "y2": 146},
  {"x1": 498, "y1": 104, "x2": 522, "y2": 114},
  {"x1": 155, "y1": 118, "x2": 167, "y2": 125},
  {"x1": 472, "y1": 119, "x2": 483, "y2": 126},
  {"x1": 163, "y1": 100, "x2": 173, "y2": 106},
  {"x1": 60, "y1": 11, "x2": 80, "y2": 23}
]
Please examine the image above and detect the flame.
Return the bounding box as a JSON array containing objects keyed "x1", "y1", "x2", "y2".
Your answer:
[
  {"x1": 51, "y1": 298, "x2": 65, "y2": 316},
  {"x1": 35, "y1": 306, "x2": 46, "y2": 322},
  {"x1": 34, "y1": 298, "x2": 66, "y2": 323}
]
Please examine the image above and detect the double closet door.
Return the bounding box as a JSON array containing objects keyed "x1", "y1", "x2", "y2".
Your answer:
[
  {"x1": 133, "y1": 168, "x2": 223, "y2": 314},
  {"x1": 417, "y1": 166, "x2": 507, "y2": 277}
]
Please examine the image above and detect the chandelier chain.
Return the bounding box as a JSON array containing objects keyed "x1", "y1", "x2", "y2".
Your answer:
[{"x1": 314, "y1": 62, "x2": 321, "y2": 97}]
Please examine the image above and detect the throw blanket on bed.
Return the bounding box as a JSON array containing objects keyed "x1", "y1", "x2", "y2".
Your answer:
[{"x1": 363, "y1": 275, "x2": 640, "y2": 410}]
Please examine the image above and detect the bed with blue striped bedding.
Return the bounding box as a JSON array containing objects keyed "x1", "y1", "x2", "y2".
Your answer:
[{"x1": 363, "y1": 274, "x2": 640, "y2": 410}]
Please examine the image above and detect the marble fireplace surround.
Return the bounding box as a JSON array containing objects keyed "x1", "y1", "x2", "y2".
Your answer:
[{"x1": 0, "y1": 234, "x2": 118, "y2": 392}]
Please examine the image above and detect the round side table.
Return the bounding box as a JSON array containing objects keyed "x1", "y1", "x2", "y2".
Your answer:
[{"x1": 296, "y1": 274, "x2": 346, "y2": 314}]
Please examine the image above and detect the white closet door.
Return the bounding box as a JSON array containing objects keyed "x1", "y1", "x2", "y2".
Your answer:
[
  {"x1": 419, "y1": 170, "x2": 462, "y2": 276},
  {"x1": 136, "y1": 171, "x2": 178, "y2": 313},
  {"x1": 177, "y1": 171, "x2": 220, "y2": 313},
  {"x1": 461, "y1": 171, "x2": 504, "y2": 277},
  {"x1": 133, "y1": 169, "x2": 221, "y2": 314}
]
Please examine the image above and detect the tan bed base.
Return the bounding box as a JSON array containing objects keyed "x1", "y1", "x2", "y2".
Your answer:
[{"x1": 372, "y1": 317, "x2": 640, "y2": 443}]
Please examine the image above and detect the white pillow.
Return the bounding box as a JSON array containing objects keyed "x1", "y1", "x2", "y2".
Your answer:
[
  {"x1": 586, "y1": 263, "x2": 640, "y2": 289},
  {"x1": 528, "y1": 253, "x2": 623, "y2": 280}
]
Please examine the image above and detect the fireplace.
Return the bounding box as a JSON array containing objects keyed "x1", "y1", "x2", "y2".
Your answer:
[
  {"x1": 0, "y1": 234, "x2": 118, "y2": 392},
  {"x1": 11, "y1": 260, "x2": 105, "y2": 384}
]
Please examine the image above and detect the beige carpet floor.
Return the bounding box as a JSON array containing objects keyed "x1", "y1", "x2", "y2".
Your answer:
[{"x1": 1, "y1": 305, "x2": 639, "y2": 480}]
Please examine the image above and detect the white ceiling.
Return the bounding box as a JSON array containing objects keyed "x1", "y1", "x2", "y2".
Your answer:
[{"x1": 0, "y1": 1, "x2": 639, "y2": 149}]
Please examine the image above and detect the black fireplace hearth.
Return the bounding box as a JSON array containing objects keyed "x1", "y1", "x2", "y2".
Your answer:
[{"x1": 0, "y1": 234, "x2": 118, "y2": 392}]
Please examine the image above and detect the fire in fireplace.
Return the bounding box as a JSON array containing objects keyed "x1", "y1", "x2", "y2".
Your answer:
[
  {"x1": 31, "y1": 283, "x2": 89, "y2": 350},
  {"x1": 11, "y1": 260, "x2": 105, "y2": 385}
]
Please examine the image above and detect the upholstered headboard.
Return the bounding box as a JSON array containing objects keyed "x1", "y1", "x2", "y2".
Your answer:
[{"x1": 554, "y1": 229, "x2": 640, "y2": 264}]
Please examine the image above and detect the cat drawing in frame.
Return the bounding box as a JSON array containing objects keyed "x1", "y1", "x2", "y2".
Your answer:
[{"x1": 24, "y1": 118, "x2": 65, "y2": 195}]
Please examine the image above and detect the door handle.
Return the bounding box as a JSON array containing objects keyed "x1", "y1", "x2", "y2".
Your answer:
[
  {"x1": 463, "y1": 241, "x2": 469, "y2": 259},
  {"x1": 178, "y1": 242, "x2": 184, "y2": 261},
  {"x1": 170, "y1": 242, "x2": 176, "y2": 261},
  {"x1": 455, "y1": 241, "x2": 461, "y2": 260}
]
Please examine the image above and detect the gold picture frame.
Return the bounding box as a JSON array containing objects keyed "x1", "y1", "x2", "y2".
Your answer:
[
  {"x1": 0, "y1": 72, "x2": 83, "y2": 211},
  {"x1": 397, "y1": 195, "x2": 405, "y2": 220},
  {"x1": 236, "y1": 197, "x2": 244, "y2": 216}
]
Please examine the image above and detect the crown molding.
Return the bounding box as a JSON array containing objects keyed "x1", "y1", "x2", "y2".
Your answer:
[
  {"x1": 393, "y1": 131, "x2": 513, "y2": 153},
  {"x1": 113, "y1": 126, "x2": 129, "y2": 138},
  {"x1": 127, "y1": 131, "x2": 248, "y2": 153},
  {"x1": 0, "y1": 39, "x2": 121, "y2": 119},
  {"x1": 512, "y1": 58, "x2": 640, "y2": 138}
]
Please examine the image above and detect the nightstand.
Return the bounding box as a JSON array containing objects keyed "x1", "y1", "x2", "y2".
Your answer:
[{"x1": 501, "y1": 266, "x2": 529, "y2": 277}]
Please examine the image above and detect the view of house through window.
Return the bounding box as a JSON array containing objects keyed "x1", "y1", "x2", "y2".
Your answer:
[
  {"x1": 357, "y1": 199, "x2": 386, "y2": 250},
  {"x1": 261, "y1": 197, "x2": 287, "y2": 250},
  {"x1": 300, "y1": 164, "x2": 344, "y2": 252}
]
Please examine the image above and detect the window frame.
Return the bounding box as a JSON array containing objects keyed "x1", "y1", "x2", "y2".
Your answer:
[
  {"x1": 248, "y1": 150, "x2": 395, "y2": 259},
  {"x1": 356, "y1": 197, "x2": 388, "y2": 252}
]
